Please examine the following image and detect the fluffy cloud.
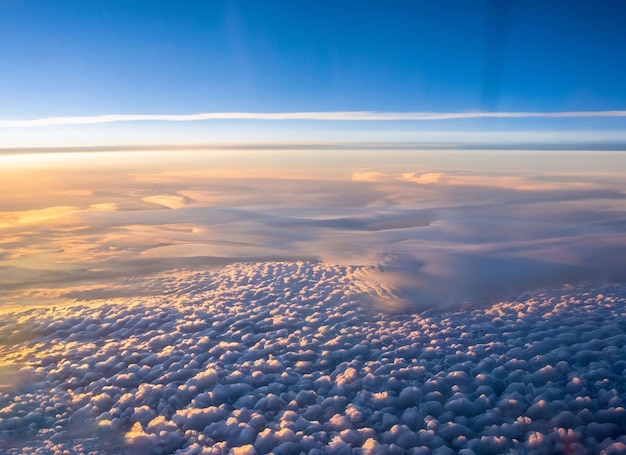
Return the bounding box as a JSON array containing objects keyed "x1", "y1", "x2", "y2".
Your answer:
[
  {"x1": 399, "y1": 172, "x2": 443, "y2": 185},
  {"x1": 351, "y1": 171, "x2": 384, "y2": 182},
  {"x1": 1, "y1": 262, "x2": 626, "y2": 453}
]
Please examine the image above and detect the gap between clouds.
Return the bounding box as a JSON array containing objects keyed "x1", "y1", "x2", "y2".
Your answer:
[{"x1": 1, "y1": 110, "x2": 626, "y2": 127}]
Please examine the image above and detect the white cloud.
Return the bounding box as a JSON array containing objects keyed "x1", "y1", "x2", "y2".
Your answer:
[
  {"x1": 351, "y1": 170, "x2": 384, "y2": 182},
  {"x1": 1, "y1": 110, "x2": 626, "y2": 127},
  {"x1": 1, "y1": 261, "x2": 626, "y2": 453},
  {"x1": 399, "y1": 172, "x2": 443, "y2": 184}
]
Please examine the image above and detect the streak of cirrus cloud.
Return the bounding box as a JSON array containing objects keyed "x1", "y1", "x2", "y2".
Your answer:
[{"x1": 1, "y1": 111, "x2": 626, "y2": 127}]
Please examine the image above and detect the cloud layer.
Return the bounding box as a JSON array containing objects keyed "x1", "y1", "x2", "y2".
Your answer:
[
  {"x1": 2, "y1": 149, "x2": 626, "y2": 453},
  {"x1": 2, "y1": 149, "x2": 626, "y2": 310},
  {"x1": 1, "y1": 263, "x2": 626, "y2": 454}
]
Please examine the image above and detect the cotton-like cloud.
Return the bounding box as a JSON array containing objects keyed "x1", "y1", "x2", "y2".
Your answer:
[
  {"x1": 2, "y1": 262, "x2": 626, "y2": 453},
  {"x1": 1, "y1": 110, "x2": 626, "y2": 127},
  {"x1": 399, "y1": 172, "x2": 443, "y2": 184},
  {"x1": 351, "y1": 170, "x2": 383, "y2": 182}
]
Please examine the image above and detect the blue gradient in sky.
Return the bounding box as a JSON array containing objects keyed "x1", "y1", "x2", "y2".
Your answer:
[
  {"x1": 1, "y1": 1, "x2": 626, "y2": 148},
  {"x1": 1, "y1": 0, "x2": 626, "y2": 117}
]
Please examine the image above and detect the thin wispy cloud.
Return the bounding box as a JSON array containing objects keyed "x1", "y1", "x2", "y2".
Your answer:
[{"x1": 1, "y1": 110, "x2": 626, "y2": 127}]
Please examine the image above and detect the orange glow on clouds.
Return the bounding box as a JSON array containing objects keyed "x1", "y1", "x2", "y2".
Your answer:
[{"x1": 1, "y1": 148, "x2": 625, "y2": 307}]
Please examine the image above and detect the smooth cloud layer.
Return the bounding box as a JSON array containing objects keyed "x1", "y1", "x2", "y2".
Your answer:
[
  {"x1": 1, "y1": 149, "x2": 625, "y2": 310},
  {"x1": 1, "y1": 110, "x2": 626, "y2": 127}
]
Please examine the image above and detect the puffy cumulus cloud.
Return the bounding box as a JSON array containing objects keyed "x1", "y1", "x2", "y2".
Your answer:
[
  {"x1": 351, "y1": 171, "x2": 384, "y2": 182},
  {"x1": 399, "y1": 172, "x2": 443, "y2": 185},
  {"x1": 1, "y1": 261, "x2": 626, "y2": 453}
]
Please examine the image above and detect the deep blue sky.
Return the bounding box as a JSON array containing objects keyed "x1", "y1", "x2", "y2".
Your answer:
[{"x1": 1, "y1": 1, "x2": 626, "y2": 146}]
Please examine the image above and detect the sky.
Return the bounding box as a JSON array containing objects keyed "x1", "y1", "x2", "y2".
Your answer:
[
  {"x1": 1, "y1": 0, "x2": 626, "y2": 147},
  {"x1": 1, "y1": 0, "x2": 626, "y2": 304},
  {"x1": 4, "y1": 4, "x2": 626, "y2": 453}
]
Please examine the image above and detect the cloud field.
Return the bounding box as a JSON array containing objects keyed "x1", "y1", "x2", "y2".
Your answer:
[
  {"x1": 1, "y1": 262, "x2": 626, "y2": 454},
  {"x1": 2, "y1": 149, "x2": 625, "y2": 309},
  {"x1": 1, "y1": 149, "x2": 626, "y2": 453}
]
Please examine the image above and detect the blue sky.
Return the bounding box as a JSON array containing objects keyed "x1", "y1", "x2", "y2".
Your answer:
[{"x1": 1, "y1": 1, "x2": 626, "y2": 146}]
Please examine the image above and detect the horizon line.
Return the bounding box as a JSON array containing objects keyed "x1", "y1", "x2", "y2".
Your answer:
[
  {"x1": 2, "y1": 110, "x2": 626, "y2": 127},
  {"x1": 1, "y1": 141, "x2": 625, "y2": 155}
]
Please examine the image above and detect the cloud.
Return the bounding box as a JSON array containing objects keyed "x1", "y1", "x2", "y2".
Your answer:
[
  {"x1": 399, "y1": 172, "x2": 597, "y2": 191},
  {"x1": 2, "y1": 152, "x2": 626, "y2": 310},
  {"x1": 351, "y1": 171, "x2": 383, "y2": 182},
  {"x1": 141, "y1": 195, "x2": 189, "y2": 209},
  {"x1": 399, "y1": 172, "x2": 443, "y2": 184},
  {"x1": 2, "y1": 262, "x2": 626, "y2": 453},
  {"x1": 0, "y1": 206, "x2": 77, "y2": 228},
  {"x1": 3, "y1": 135, "x2": 626, "y2": 454},
  {"x1": 88, "y1": 203, "x2": 119, "y2": 212},
  {"x1": 1, "y1": 110, "x2": 626, "y2": 127},
  {"x1": 139, "y1": 242, "x2": 296, "y2": 260}
]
